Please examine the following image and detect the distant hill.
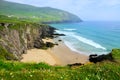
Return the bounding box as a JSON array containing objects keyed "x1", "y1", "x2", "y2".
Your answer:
[{"x1": 0, "y1": 0, "x2": 82, "y2": 23}]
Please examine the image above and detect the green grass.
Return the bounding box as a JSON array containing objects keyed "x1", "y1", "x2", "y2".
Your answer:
[
  {"x1": 112, "y1": 49, "x2": 120, "y2": 61},
  {"x1": 0, "y1": 49, "x2": 120, "y2": 80},
  {"x1": 0, "y1": 0, "x2": 81, "y2": 23}
]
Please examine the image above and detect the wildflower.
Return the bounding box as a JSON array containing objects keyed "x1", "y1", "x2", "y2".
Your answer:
[
  {"x1": 85, "y1": 77, "x2": 89, "y2": 80},
  {"x1": 11, "y1": 75, "x2": 14, "y2": 78},
  {"x1": 1, "y1": 78, "x2": 4, "y2": 80},
  {"x1": 60, "y1": 76, "x2": 63, "y2": 79},
  {"x1": 10, "y1": 72, "x2": 13, "y2": 75},
  {"x1": 30, "y1": 75, "x2": 33, "y2": 77},
  {"x1": 32, "y1": 71, "x2": 35, "y2": 73}
]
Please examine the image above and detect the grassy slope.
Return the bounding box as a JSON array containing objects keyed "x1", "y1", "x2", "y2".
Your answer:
[
  {"x1": 0, "y1": 0, "x2": 81, "y2": 23},
  {"x1": 0, "y1": 49, "x2": 120, "y2": 80}
]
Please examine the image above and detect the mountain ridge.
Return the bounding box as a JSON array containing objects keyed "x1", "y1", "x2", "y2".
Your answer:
[{"x1": 0, "y1": 0, "x2": 82, "y2": 23}]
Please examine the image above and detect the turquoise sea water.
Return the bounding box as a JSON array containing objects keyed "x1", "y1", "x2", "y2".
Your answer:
[{"x1": 50, "y1": 21, "x2": 120, "y2": 55}]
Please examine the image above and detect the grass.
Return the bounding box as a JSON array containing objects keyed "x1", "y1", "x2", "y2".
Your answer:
[
  {"x1": 112, "y1": 49, "x2": 120, "y2": 61},
  {"x1": 0, "y1": 26, "x2": 5, "y2": 30},
  {"x1": 0, "y1": 49, "x2": 119, "y2": 80},
  {"x1": 0, "y1": 61, "x2": 120, "y2": 80},
  {"x1": 0, "y1": 0, "x2": 81, "y2": 23}
]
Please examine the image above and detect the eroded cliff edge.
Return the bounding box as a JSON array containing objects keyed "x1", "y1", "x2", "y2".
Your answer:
[{"x1": 0, "y1": 22, "x2": 55, "y2": 60}]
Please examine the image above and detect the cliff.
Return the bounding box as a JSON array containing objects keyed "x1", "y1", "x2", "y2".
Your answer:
[{"x1": 0, "y1": 22, "x2": 55, "y2": 60}]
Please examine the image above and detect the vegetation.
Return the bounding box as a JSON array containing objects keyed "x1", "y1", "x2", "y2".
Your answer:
[
  {"x1": 0, "y1": 0, "x2": 81, "y2": 23},
  {"x1": 0, "y1": 46, "x2": 16, "y2": 60},
  {"x1": 0, "y1": 48, "x2": 119, "y2": 80},
  {"x1": 0, "y1": 15, "x2": 51, "y2": 30},
  {"x1": 112, "y1": 49, "x2": 120, "y2": 62},
  {"x1": 40, "y1": 42, "x2": 55, "y2": 50}
]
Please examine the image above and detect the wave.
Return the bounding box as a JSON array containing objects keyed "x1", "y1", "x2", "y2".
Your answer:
[
  {"x1": 63, "y1": 41, "x2": 81, "y2": 53},
  {"x1": 55, "y1": 30, "x2": 74, "y2": 35},
  {"x1": 64, "y1": 41, "x2": 108, "y2": 55},
  {"x1": 63, "y1": 28, "x2": 76, "y2": 31},
  {"x1": 56, "y1": 30, "x2": 106, "y2": 50},
  {"x1": 71, "y1": 34, "x2": 106, "y2": 50}
]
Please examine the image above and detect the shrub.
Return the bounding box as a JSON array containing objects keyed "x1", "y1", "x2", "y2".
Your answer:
[{"x1": 0, "y1": 46, "x2": 16, "y2": 60}]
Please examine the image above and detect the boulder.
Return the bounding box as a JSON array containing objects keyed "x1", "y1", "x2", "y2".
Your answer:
[
  {"x1": 58, "y1": 40, "x2": 62, "y2": 42},
  {"x1": 53, "y1": 33, "x2": 65, "y2": 36},
  {"x1": 46, "y1": 42, "x2": 54, "y2": 48},
  {"x1": 89, "y1": 53, "x2": 113, "y2": 63}
]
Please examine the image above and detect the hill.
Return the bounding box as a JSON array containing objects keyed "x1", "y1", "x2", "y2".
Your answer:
[{"x1": 0, "y1": 0, "x2": 82, "y2": 23}]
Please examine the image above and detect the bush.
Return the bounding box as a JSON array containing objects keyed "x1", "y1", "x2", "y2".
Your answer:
[{"x1": 0, "y1": 46, "x2": 16, "y2": 60}]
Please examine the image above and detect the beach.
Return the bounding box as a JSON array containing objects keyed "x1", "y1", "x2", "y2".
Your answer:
[{"x1": 21, "y1": 38, "x2": 89, "y2": 66}]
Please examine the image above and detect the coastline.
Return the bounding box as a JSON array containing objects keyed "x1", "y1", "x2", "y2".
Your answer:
[
  {"x1": 50, "y1": 39, "x2": 89, "y2": 66},
  {"x1": 21, "y1": 38, "x2": 89, "y2": 66}
]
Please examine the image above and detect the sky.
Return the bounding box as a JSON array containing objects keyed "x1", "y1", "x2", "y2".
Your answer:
[{"x1": 5, "y1": 0, "x2": 120, "y2": 21}]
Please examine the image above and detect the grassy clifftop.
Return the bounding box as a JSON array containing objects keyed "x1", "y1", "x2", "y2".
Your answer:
[
  {"x1": 0, "y1": 0, "x2": 82, "y2": 23},
  {"x1": 0, "y1": 49, "x2": 120, "y2": 80}
]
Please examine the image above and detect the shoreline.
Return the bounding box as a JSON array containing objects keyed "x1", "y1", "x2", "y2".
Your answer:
[
  {"x1": 21, "y1": 38, "x2": 89, "y2": 66},
  {"x1": 51, "y1": 39, "x2": 89, "y2": 65}
]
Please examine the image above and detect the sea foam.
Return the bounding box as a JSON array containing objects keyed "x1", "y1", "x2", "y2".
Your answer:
[
  {"x1": 63, "y1": 41, "x2": 81, "y2": 53},
  {"x1": 63, "y1": 28, "x2": 76, "y2": 31},
  {"x1": 56, "y1": 30, "x2": 106, "y2": 50},
  {"x1": 71, "y1": 35, "x2": 106, "y2": 50}
]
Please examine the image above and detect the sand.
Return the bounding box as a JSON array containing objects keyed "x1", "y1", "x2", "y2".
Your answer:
[
  {"x1": 21, "y1": 38, "x2": 89, "y2": 66},
  {"x1": 21, "y1": 49, "x2": 57, "y2": 65}
]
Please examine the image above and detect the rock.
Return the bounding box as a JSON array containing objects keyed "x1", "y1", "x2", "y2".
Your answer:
[
  {"x1": 54, "y1": 42, "x2": 58, "y2": 46},
  {"x1": 53, "y1": 33, "x2": 65, "y2": 36},
  {"x1": 40, "y1": 25, "x2": 56, "y2": 38},
  {"x1": 0, "y1": 23, "x2": 11, "y2": 28},
  {"x1": 58, "y1": 40, "x2": 62, "y2": 42},
  {"x1": 34, "y1": 38, "x2": 44, "y2": 48},
  {"x1": 0, "y1": 23, "x2": 5, "y2": 26},
  {"x1": 68, "y1": 63, "x2": 83, "y2": 67},
  {"x1": 46, "y1": 42, "x2": 54, "y2": 48},
  {"x1": 89, "y1": 53, "x2": 113, "y2": 63},
  {"x1": 0, "y1": 22, "x2": 56, "y2": 60}
]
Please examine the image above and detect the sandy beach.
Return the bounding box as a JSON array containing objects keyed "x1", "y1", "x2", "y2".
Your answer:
[{"x1": 21, "y1": 38, "x2": 89, "y2": 66}]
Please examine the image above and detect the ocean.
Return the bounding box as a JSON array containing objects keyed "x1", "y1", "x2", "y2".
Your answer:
[{"x1": 50, "y1": 21, "x2": 120, "y2": 55}]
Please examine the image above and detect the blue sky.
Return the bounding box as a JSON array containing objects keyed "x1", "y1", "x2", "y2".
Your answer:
[{"x1": 5, "y1": 0, "x2": 120, "y2": 21}]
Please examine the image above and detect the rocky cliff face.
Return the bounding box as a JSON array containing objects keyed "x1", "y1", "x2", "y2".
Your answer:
[{"x1": 0, "y1": 22, "x2": 55, "y2": 60}]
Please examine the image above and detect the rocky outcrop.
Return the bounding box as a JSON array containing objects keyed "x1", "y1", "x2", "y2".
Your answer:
[
  {"x1": 0, "y1": 22, "x2": 55, "y2": 60},
  {"x1": 89, "y1": 53, "x2": 113, "y2": 63}
]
